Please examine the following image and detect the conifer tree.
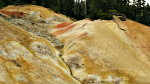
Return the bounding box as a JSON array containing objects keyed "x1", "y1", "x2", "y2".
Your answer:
[{"x1": 63, "y1": 0, "x2": 74, "y2": 17}]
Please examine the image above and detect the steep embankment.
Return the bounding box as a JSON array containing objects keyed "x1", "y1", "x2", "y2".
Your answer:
[
  {"x1": 0, "y1": 5, "x2": 150, "y2": 84},
  {"x1": 0, "y1": 5, "x2": 74, "y2": 49},
  {"x1": 50, "y1": 18, "x2": 150, "y2": 84},
  {"x1": 118, "y1": 19, "x2": 150, "y2": 65},
  {"x1": 0, "y1": 17, "x2": 80, "y2": 84}
]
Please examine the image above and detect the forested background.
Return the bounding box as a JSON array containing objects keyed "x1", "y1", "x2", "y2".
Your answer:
[{"x1": 0, "y1": 0, "x2": 150, "y2": 26}]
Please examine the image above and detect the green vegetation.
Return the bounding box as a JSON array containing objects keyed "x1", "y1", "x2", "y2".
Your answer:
[
  {"x1": 99, "y1": 13, "x2": 113, "y2": 20},
  {"x1": 0, "y1": 0, "x2": 150, "y2": 26},
  {"x1": 0, "y1": 1, "x2": 5, "y2": 8}
]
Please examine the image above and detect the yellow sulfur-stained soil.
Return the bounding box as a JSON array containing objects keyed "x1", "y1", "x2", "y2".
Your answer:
[
  {"x1": 2, "y1": 5, "x2": 72, "y2": 21},
  {"x1": 0, "y1": 17, "x2": 80, "y2": 84},
  {"x1": 50, "y1": 19, "x2": 150, "y2": 84},
  {"x1": 1, "y1": 5, "x2": 150, "y2": 84}
]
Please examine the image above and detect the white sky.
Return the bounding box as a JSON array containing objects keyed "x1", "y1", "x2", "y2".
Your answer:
[
  {"x1": 80, "y1": 0, "x2": 150, "y2": 4},
  {"x1": 130, "y1": 0, "x2": 150, "y2": 4},
  {"x1": 144, "y1": 0, "x2": 150, "y2": 3}
]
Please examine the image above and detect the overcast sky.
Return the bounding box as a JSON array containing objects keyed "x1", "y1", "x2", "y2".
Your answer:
[
  {"x1": 144, "y1": 0, "x2": 150, "y2": 3},
  {"x1": 146, "y1": 0, "x2": 150, "y2": 3},
  {"x1": 80, "y1": 0, "x2": 150, "y2": 4},
  {"x1": 131, "y1": 0, "x2": 150, "y2": 4},
  {"x1": 143, "y1": 0, "x2": 150, "y2": 3}
]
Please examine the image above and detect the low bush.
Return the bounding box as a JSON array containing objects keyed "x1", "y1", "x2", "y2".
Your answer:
[{"x1": 98, "y1": 12, "x2": 113, "y2": 20}]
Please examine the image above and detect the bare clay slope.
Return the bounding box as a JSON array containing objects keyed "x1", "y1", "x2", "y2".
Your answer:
[
  {"x1": 1, "y1": 5, "x2": 150, "y2": 84},
  {"x1": 0, "y1": 17, "x2": 80, "y2": 84},
  {"x1": 2, "y1": 5, "x2": 73, "y2": 21},
  {"x1": 50, "y1": 19, "x2": 150, "y2": 84},
  {"x1": 0, "y1": 5, "x2": 74, "y2": 49}
]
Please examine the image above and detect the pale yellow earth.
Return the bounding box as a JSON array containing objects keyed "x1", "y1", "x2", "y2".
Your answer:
[
  {"x1": 2, "y1": 5, "x2": 72, "y2": 21},
  {"x1": 0, "y1": 5, "x2": 150, "y2": 84},
  {"x1": 50, "y1": 18, "x2": 150, "y2": 84},
  {"x1": 0, "y1": 17, "x2": 80, "y2": 84}
]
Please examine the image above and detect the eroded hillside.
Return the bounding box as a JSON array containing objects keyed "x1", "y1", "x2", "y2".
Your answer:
[
  {"x1": 0, "y1": 5, "x2": 150, "y2": 84},
  {"x1": 0, "y1": 5, "x2": 73, "y2": 49},
  {"x1": 0, "y1": 17, "x2": 80, "y2": 84},
  {"x1": 50, "y1": 18, "x2": 150, "y2": 84}
]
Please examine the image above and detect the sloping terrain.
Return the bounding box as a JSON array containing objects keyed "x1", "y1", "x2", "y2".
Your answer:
[
  {"x1": 0, "y1": 5, "x2": 74, "y2": 49},
  {"x1": 0, "y1": 5, "x2": 150, "y2": 84},
  {"x1": 118, "y1": 19, "x2": 150, "y2": 65},
  {"x1": 0, "y1": 17, "x2": 80, "y2": 84},
  {"x1": 50, "y1": 18, "x2": 150, "y2": 84},
  {"x1": 2, "y1": 5, "x2": 73, "y2": 21}
]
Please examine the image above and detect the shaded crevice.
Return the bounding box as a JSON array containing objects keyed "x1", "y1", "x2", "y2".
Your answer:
[
  {"x1": 119, "y1": 27, "x2": 126, "y2": 31},
  {"x1": 113, "y1": 18, "x2": 127, "y2": 32},
  {"x1": 10, "y1": 60, "x2": 22, "y2": 68},
  {"x1": 60, "y1": 56, "x2": 82, "y2": 84}
]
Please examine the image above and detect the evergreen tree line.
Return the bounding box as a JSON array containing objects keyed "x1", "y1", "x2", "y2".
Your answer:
[{"x1": 0, "y1": 0, "x2": 150, "y2": 26}]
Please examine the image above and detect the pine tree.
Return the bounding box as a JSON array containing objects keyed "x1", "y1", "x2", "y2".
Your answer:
[
  {"x1": 88, "y1": 0, "x2": 99, "y2": 19},
  {"x1": 55, "y1": 0, "x2": 63, "y2": 13},
  {"x1": 142, "y1": 3, "x2": 150, "y2": 25},
  {"x1": 63, "y1": 0, "x2": 74, "y2": 17},
  {"x1": 0, "y1": 1, "x2": 5, "y2": 8},
  {"x1": 31, "y1": 0, "x2": 37, "y2": 5},
  {"x1": 133, "y1": 0, "x2": 146, "y2": 8},
  {"x1": 133, "y1": 0, "x2": 146, "y2": 22}
]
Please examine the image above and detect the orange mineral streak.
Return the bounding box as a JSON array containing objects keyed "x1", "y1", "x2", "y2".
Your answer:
[
  {"x1": 2, "y1": 5, "x2": 73, "y2": 21},
  {"x1": 54, "y1": 22, "x2": 72, "y2": 29},
  {"x1": 0, "y1": 10, "x2": 25, "y2": 17},
  {"x1": 53, "y1": 24, "x2": 76, "y2": 36},
  {"x1": 75, "y1": 32, "x2": 88, "y2": 40}
]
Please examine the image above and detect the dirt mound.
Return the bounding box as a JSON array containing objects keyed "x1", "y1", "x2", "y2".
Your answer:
[
  {"x1": 0, "y1": 17, "x2": 80, "y2": 84},
  {"x1": 49, "y1": 19, "x2": 150, "y2": 84},
  {"x1": 1, "y1": 5, "x2": 150, "y2": 84}
]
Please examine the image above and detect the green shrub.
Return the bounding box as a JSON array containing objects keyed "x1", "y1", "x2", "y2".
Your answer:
[
  {"x1": 108, "y1": 9, "x2": 119, "y2": 15},
  {"x1": 88, "y1": 13, "x2": 99, "y2": 20},
  {"x1": 98, "y1": 12, "x2": 113, "y2": 20},
  {"x1": 0, "y1": 1, "x2": 5, "y2": 8}
]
